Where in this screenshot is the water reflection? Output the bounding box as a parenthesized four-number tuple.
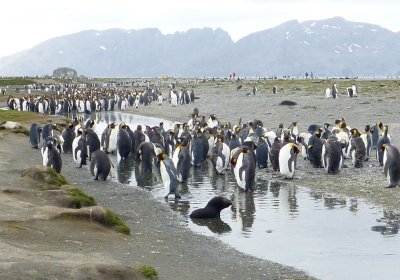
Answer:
(191, 218, 232, 234)
(231, 189, 256, 233)
(80, 111, 400, 280)
(117, 156, 134, 184)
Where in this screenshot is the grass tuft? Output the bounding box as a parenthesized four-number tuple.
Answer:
(68, 188, 96, 208)
(105, 210, 131, 235)
(47, 167, 69, 186)
(138, 265, 158, 279)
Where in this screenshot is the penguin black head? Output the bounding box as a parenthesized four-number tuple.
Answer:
(381, 144, 388, 152)
(340, 139, 347, 148)
(289, 143, 300, 154)
(365, 124, 370, 132)
(315, 129, 322, 137)
(137, 125, 142, 131)
(340, 122, 347, 129)
(156, 152, 168, 161)
(324, 123, 330, 128)
(68, 122, 73, 129)
(350, 128, 360, 137)
(377, 121, 383, 130)
(110, 123, 115, 129)
(334, 119, 341, 125)
(274, 137, 281, 143)
(77, 128, 83, 135)
(292, 122, 297, 126)
(216, 135, 224, 143)
(279, 123, 284, 128)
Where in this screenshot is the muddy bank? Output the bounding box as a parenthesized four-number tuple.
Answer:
(0, 130, 314, 279)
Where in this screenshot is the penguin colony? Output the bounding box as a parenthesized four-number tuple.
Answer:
(6, 81, 196, 114)
(29, 107, 400, 209)
(23, 80, 399, 204)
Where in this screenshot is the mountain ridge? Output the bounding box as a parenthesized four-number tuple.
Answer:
(1, 17, 399, 77)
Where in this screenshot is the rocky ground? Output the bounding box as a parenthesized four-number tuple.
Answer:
(1, 78, 399, 279)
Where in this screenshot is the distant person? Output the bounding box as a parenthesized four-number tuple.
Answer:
(305, 72, 309, 79)
(272, 86, 277, 94)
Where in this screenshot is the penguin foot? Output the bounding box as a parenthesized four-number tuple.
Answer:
(175, 194, 182, 199)
(385, 185, 396, 188)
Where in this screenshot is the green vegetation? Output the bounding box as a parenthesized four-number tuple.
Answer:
(0, 110, 39, 123)
(47, 167, 69, 186)
(68, 188, 96, 208)
(105, 209, 131, 235)
(0, 78, 36, 86)
(138, 265, 158, 279)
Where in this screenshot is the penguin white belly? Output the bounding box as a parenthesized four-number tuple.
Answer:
(279, 145, 294, 179)
(383, 150, 388, 170)
(172, 147, 180, 169)
(72, 136, 81, 162)
(108, 129, 118, 153)
(351, 149, 356, 166)
(38, 103, 44, 114)
(301, 146, 307, 159)
(160, 162, 171, 192)
(234, 153, 246, 190)
(222, 143, 230, 170)
(121, 100, 127, 111)
(321, 144, 326, 169)
(265, 131, 277, 144)
(171, 94, 177, 106)
(216, 157, 224, 174)
(42, 147, 49, 166)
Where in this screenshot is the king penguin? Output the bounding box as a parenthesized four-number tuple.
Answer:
(350, 128, 366, 168)
(211, 135, 231, 174)
(61, 122, 75, 153)
(278, 143, 300, 179)
(255, 136, 269, 169)
(29, 123, 42, 149)
(382, 144, 400, 188)
(90, 150, 114, 180)
(231, 146, 256, 191)
(72, 128, 88, 168)
(156, 152, 181, 199)
(322, 136, 344, 174)
(117, 123, 132, 160)
(42, 137, 62, 173)
(377, 125, 391, 166)
(172, 140, 191, 182)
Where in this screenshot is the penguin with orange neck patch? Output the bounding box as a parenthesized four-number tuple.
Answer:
(156, 152, 181, 199)
(279, 143, 300, 179)
(231, 146, 256, 191)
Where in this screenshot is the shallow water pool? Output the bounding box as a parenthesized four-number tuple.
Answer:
(82, 112, 400, 280)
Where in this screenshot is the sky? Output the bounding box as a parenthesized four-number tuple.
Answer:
(1, 0, 399, 58)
